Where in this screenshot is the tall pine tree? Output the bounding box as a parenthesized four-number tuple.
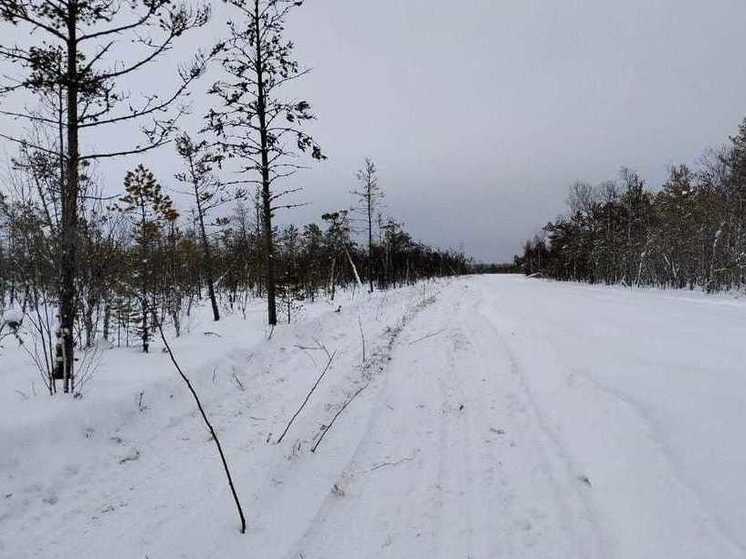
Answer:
(207, 0, 325, 326)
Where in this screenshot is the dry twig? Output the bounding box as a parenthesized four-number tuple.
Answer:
(276, 351, 337, 444)
(154, 318, 247, 534)
(311, 383, 369, 453)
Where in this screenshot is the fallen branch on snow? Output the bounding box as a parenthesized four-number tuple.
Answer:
(232, 373, 246, 392)
(294, 338, 331, 366)
(368, 454, 417, 472)
(358, 316, 366, 364)
(311, 383, 369, 453)
(408, 328, 447, 346)
(276, 351, 337, 445)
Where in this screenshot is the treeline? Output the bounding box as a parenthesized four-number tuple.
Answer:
(0, 147, 468, 358)
(517, 117, 746, 292)
(471, 262, 520, 274)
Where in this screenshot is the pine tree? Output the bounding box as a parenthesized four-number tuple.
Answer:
(322, 211, 353, 299)
(352, 158, 384, 293)
(117, 165, 178, 353)
(207, 0, 325, 326)
(175, 132, 241, 322)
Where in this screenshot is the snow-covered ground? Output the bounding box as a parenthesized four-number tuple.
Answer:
(2, 275, 746, 558)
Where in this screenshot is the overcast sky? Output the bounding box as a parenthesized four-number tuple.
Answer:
(4, 0, 746, 261)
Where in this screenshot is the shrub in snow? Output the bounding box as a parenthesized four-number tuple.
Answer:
(1, 310, 24, 352)
(2, 309, 23, 330)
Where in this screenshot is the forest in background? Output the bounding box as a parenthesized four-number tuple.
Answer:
(517, 117, 746, 292)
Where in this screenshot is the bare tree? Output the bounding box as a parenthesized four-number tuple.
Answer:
(566, 180, 596, 216)
(207, 0, 325, 326)
(175, 132, 241, 322)
(351, 158, 384, 293)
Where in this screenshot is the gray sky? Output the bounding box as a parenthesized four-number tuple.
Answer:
(4, 0, 746, 261)
(283, 0, 746, 261)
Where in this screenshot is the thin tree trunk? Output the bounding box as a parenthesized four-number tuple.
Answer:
(193, 160, 220, 322)
(198, 214, 220, 322)
(254, 0, 277, 326)
(84, 298, 95, 348)
(206, 271, 220, 320)
(329, 255, 337, 301)
(61, 2, 80, 393)
(141, 299, 149, 353)
(102, 300, 111, 342)
(367, 196, 374, 293)
(139, 199, 149, 353)
(346, 249, 363, 289)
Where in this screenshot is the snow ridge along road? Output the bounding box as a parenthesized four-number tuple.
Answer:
(2, 275, 746, 558)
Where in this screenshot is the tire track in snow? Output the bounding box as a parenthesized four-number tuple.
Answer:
(284, 279, 605, 558)
(465, 297, 608, 558)
(566, 366, 746, 556)
(282, 286, 454, 559)
(473, 276, 746, 559)
(247, 284, 444, 559)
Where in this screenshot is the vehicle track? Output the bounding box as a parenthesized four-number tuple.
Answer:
(283, 280, 605, 558)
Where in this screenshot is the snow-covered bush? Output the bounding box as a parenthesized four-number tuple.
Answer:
(0, 309, 24, 356)
(2, 308, 24, 331)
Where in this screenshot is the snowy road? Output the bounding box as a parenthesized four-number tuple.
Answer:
(285, 280, 604, 558)
(3, 276, 746, 558)
(280, 277, 746, 558)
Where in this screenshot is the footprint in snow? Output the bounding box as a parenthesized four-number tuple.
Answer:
(42, 494, 58, 506)
(578, 475, 592, 487)
(118, 448, 141, 464)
